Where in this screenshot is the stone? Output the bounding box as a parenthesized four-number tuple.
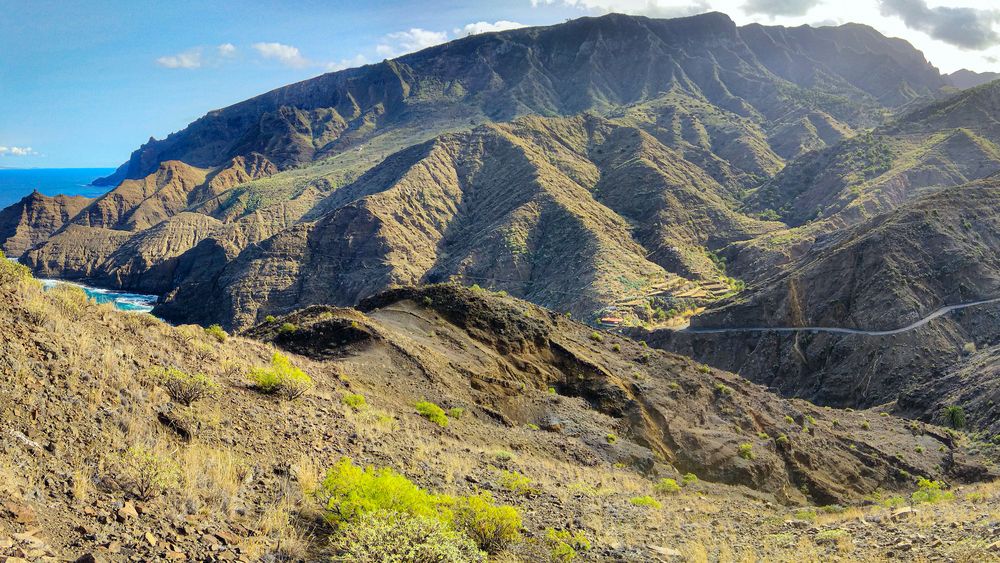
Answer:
(117, 501, 139, 521)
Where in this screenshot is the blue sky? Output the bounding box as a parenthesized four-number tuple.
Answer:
(3, 0, 999, 168)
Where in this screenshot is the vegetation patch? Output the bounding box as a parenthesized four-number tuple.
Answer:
(249, 352, 314, 399)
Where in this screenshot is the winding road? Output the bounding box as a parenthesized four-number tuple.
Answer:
(681, 296, 1000, 336)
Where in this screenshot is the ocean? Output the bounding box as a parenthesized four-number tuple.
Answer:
(1, 168, 158, 313)
(0, 167, 114, 209)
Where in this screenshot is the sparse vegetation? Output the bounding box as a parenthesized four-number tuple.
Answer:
(738, 443, 754, 460)
(498, 470, 538, 497)
(278, 322, 297, 335)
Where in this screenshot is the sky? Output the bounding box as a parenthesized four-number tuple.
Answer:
(2, 0, 1000, 168)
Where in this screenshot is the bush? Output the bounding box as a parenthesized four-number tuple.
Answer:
(204, 324, 227, 343)
(629, 495, 661, 509)
(447, 407, 465, 419)
(911, 478, 953, 504)
(264, 315, 276, 323)
(546, 528, 590, 562)
(318, 458, 442, 527)
(249, 352, 313, 399)
(415, 401, 448, 427)
(154, 366, 217, 406)
(605, 433, 617, 444)
(331, 509, 485, 562)
(589, 331, 604, 342)
(498, 470, 538, 496)
(682, 473, 698, 485)
(738, 443, 754, 460)
(943, 405, 966, 429)
(0, 252, 32, 286)
(654, 478, 681, 495)
(451, 492, 522, 554)
(318, 459, 520, 555)
(278, 322, 297, 335)
(115, 446, 179, 500)
(714, 382, 733, 396)
(342, 393, 367, 411)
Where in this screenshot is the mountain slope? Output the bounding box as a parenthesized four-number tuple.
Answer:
(0, 257, 994, 560)
(154, 115, 779, 330)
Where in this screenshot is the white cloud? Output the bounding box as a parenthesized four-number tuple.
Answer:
(325, 54, 369, 72)
(376, 28, 449, 58)
(0, 146, 36, 156)
(879, 0, 1000, 50)
(455, 20, 527, 36)
(531, 0, 711, 18)
(156, 48, 203, 69)
(253, 42, 310, 68)
(218, 43, 237, 57)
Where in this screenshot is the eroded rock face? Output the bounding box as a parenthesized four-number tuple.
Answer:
(0, 191, 93, 258)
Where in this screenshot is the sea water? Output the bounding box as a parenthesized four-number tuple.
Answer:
(0, 168, 158, 313)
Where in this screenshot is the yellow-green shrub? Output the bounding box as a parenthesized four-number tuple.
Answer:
(546, 528, 591, 562)
(204, 324, 227, 343)
(450, 492, 522, 554)
(415, 400, 448, 427)
(629, 495, 661, 509)
(331, 510, 485, 562)
(249, 352, 313, 399)
(115, 446, 179, 501)
(342, 393, 367, 411)
(317, 458, 522, 555)
(654, 478, 680, 495)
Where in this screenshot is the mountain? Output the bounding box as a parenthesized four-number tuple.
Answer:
(633, 82, 1000, 425)
(0, 258, 994, 560)
(947, 69, 1000, 90)
(3, 12, 955, 333)
(0, 191, 92, 257)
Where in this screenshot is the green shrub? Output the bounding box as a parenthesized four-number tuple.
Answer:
(629, 495, 661, 509)
(154, 366, 217, 406)
(342, 393, 367, 411)
(911, 478, 953, 504)
(738, 443, 754, 460)
(546, 528, 590, 562)
(815, 529, 848, 544)
(115, 446, 179, 501)
(682, 473, 698, 485)
(776, 434, 789, 445)
(714, 383, 733, 396)
(861, 421, 871, 430)
(943, 405, 966, 429)
(451, 492, 522, 554)
(605, 433, 617, 444)
(784, 415, 795, 424)
(278, 322, 297, 335)
(415, 401, 448, 427)
(654, 478, 680, 495)
(589, 331, 604, 342)
(264, 315, 277, 323)
(204, 324, 227, 343)
(249, 352, 313, 399)
(331, 509, 485, 562)
(447, 407, 465, 419)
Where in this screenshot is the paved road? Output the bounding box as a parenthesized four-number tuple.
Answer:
(682, 297, 1000, 336)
